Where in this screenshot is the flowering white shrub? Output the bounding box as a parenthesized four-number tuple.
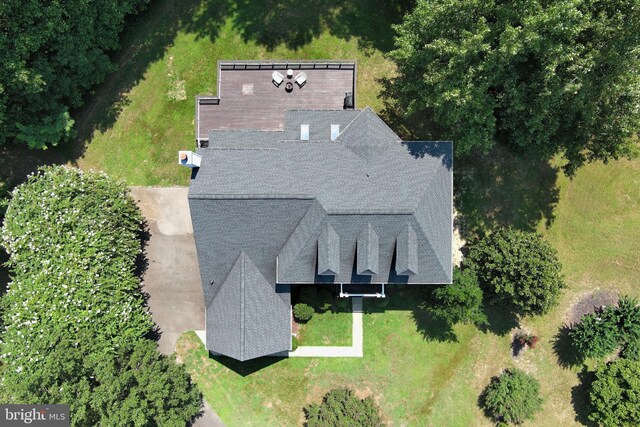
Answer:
(0, 166, 201, 425)
(0, 166, 152, 378)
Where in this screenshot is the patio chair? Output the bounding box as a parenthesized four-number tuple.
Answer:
(295, 72, 307, 88)
(272, 71, 284, 87)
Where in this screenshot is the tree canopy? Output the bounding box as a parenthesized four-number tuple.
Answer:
(428, 267, 487, 327)
(388, 0, 640, 174)
(0, 0, 148, 148)
(0, 166, 201, 425)
(481, 368, 543, 425)
(465, 227, 565, 317)
(589, 359, 640, 427)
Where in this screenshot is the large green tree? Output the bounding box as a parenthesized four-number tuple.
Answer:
(481, 368, 543, 425)
(428, 267, 487, 327)
(0, 0, 147, 148)
(465, 227, 565, 317)
(389, 0, 640, 174)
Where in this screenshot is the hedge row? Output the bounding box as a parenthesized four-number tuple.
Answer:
(0, 166, 201, 425)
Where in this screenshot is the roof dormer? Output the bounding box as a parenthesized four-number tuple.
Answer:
(357, 223, 379, 275)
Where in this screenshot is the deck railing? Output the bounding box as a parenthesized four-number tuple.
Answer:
(219, 60, 356, 71)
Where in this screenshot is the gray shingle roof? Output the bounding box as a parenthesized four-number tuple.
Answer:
(189, 107, 453, 361)
(396, 224, 419, 276)
(207, 252, 291, 361)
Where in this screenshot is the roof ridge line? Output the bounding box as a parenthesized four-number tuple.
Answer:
(333, 109, 365, 141)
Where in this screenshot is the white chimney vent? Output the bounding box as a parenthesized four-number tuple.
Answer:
(178, 150, 202, 168)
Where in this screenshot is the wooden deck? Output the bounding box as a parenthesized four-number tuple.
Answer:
(196, 61, 356, 142)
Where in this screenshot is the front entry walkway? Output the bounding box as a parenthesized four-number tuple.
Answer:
(289, 297, 363, 358)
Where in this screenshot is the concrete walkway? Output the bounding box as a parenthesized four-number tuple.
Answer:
(289, 297, 364, 358)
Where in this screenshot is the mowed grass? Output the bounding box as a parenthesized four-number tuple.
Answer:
(75, 0, 395, 186)
(297, 306, 352, 346)
(177, 285, 502, 426)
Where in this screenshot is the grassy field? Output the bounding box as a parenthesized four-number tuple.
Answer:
(296, 306, 352, 347)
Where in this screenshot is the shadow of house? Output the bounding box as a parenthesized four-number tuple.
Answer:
(210, 354, 286, 377)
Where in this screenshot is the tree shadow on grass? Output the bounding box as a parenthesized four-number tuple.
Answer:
(480, 303, 520, 337)
(411, 304, 458, 343)
(71, 0, 229, 158)
(378, 80, 560, 241)
(454, 145, 560, 240)
(210, 354, 285, 377)
(552, 324, 585, 369)
(571, 367, 597, 426)
(189, 0, 414, 52)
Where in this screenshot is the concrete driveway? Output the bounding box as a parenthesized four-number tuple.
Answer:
(131, 187, 225, 427)
(131, 187, 205, 355)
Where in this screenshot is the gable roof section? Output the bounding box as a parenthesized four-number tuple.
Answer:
(337, 107, 401, 159)
(357, 223, 379, 275)
(207, 252, 291, 361)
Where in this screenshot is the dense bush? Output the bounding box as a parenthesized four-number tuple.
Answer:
(2, 335, 201, 426)
(1, 166, 152, 366)
(0, 166, 201, 425)
(589, 359, 640, 427)
(293, 303, 314, 322)
(299, 287, 319, 309)
(621, 338, 640, 361)
(318, 289, 334, 312)
(569, 308, 621, 359)
(428, 268, 487, 326)
(614, 296, 640, 340)
(480, 368, 543, 425)
(0, 0, 148, 148)
(466, 227, 565, 317)
(304, 388, 384, 427)
(569, 296, 640, 359)
(335, 297, 350, 309)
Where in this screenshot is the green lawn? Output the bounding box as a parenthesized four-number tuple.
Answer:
(297, 306, 352, 347)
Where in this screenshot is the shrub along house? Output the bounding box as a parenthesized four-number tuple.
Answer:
(183, 61, 453, 361)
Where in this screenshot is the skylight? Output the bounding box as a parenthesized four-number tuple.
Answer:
(300, 124, 310, 140)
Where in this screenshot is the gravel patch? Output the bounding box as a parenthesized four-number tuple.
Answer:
(566, 290, 619, 325)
